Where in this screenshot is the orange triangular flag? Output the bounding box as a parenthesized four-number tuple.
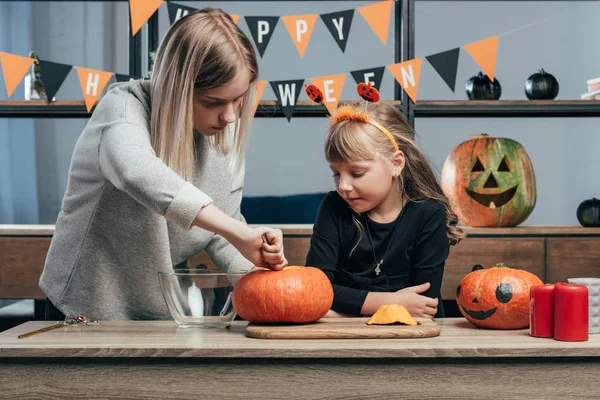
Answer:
(387, 58, 423, 103)
(252, 80, 267, 116)
(129, 0, 164, 36)
(0, 52, 34, 98)
(464, 36, 499, 81)
(282, 14, 318, 58)
(229, 14, 240, 24)
(76, 67, 114, 112)
(310, 74, 347, 116)
(357, 1, 393, 45)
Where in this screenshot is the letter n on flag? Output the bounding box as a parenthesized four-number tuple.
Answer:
(309, 74, 347, 116)
(76, 68, 114, 112)
(387, 58, 423, 104)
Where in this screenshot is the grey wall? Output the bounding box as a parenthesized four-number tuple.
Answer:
(0, 1, 598, 226)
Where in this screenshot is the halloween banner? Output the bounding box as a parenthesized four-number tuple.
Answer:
(129, 0, 394, 57)
(309, 74, 347, 116)
(350, 66, 386, 91)
(0, 52, 34, 98)
(320, 9, 355, 53)
(37, 60, 73, 104)
(425, 48, 460, 92)
(245, 16, 280, 58)
(76, 68, 114, 112)
(269, 79, 305, 122)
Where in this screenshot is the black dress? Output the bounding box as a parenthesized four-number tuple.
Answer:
(305, 191, 450, 317)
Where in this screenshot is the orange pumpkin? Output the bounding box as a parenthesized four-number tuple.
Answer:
(456, 263, 543, 329)
(441, 134, 536, 227)
(305, 84, 324, 104)
(232, 266, 333, 323)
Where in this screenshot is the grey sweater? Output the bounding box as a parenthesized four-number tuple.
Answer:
(39, 80, 253, 320)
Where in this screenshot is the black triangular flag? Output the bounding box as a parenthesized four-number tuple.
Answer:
(115, 74, 138, 83)
(320, 9, 354, 53)
(37, 60, 73, 103)
(350, 66, 385, 91)
(245, 16, 279, 58)
(167, 1, 197, 25)
(269, 79, 304, 122)
(426, 48, 460, 92)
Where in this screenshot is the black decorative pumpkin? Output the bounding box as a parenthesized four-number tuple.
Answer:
(466, 72, 501, 100)
(525, 69, 559, 100)
(577, 198, 600, 227)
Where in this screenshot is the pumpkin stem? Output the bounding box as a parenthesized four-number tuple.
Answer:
(492, 263, 509, 269)
(539, 69, 545, 74)
(470, 133, 490, 140)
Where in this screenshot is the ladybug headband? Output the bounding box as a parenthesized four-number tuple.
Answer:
(305, 82, 399, 153)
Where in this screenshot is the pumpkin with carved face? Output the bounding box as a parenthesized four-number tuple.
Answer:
(456, 264, 543, 329)
(441, 134, 536, 227)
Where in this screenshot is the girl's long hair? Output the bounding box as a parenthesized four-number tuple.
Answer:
(325, 101, 464, 253)
(150, 7, 259, 180)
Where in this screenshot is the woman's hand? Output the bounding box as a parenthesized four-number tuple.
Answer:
(229, 227, 288, 271)
(193, 204, 287, 270)
(391, 282, 438, 318)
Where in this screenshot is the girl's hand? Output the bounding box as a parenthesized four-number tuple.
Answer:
(392, 282, 438, 319)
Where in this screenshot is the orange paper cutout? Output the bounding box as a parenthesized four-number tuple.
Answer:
(310, 74, 347, 116)
(76, 68, 114, 112)
(282, 14, 318, 58)
(252, 80, 267, 116)
(129, 0, 164, 36)
(0, 52, 35, 98)
(229, 14, 240, 24)
(464, 36, 499, 81)
(387, 58, 423, 103)
(357, 1, 393, 45)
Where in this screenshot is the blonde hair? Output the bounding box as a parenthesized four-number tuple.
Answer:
(325, 101, 465, 249)
(150, 7, 259, 181)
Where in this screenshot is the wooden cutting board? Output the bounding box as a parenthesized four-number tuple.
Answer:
(245, 317, 440, 339)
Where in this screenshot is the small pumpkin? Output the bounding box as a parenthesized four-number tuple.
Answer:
(525, 69, 559, 100)
(366, 304, 416, 326)
(576, 198, 600, 227)
(466, 72, 501, 100)
(441, 133, 536, 227)
(231, 266, 333, 324)
(305, 84, 324, 104)
(357, 81, 380, 103)
(456, 263, 543, 329)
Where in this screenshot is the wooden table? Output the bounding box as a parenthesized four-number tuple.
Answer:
(1, 318, 599, 399)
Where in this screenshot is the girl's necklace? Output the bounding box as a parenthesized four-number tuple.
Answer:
(364, 201, 405, 276)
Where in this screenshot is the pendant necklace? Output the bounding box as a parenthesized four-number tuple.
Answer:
(364, 201, 405, 276)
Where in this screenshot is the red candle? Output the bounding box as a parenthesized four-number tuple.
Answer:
(554, 282, 589, 342)
(530, 284, 555, 338)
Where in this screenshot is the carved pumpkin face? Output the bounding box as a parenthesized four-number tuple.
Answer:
(456, 264, 543, 329)
(305, 84, 323, 104)
(357, 82, 380, 103)
(441, 134, 536, 227)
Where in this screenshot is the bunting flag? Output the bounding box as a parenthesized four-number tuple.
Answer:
(387, 58, 423, 103)
(464, 36, 499, 81)
(129, 0, 164, 36)
(229, 14, 241, 25)
(426, 48, 460, 92)
(357, 0, 393, 45)
(76, 68, 114, 112)
(245, 16, 280, 58)
(320, 9, 355, 53)
(269, 79, 304, 122)
(350, 66, 385, 90)
(115, 73, 138, 83)
(309, 74, 346, 116)
(167, 1, 196, 25)
(252, 80, 267, 116)
(37, 60, 73, 103)
(282, 14, 318, 58)
(0, 52, 34, 97)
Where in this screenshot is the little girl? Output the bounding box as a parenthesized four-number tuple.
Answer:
(306, 101, 464, 319)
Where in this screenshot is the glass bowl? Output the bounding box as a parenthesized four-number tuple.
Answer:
(158, 269, 245, 328)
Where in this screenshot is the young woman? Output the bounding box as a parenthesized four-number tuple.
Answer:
(40, 8, 287, 320)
